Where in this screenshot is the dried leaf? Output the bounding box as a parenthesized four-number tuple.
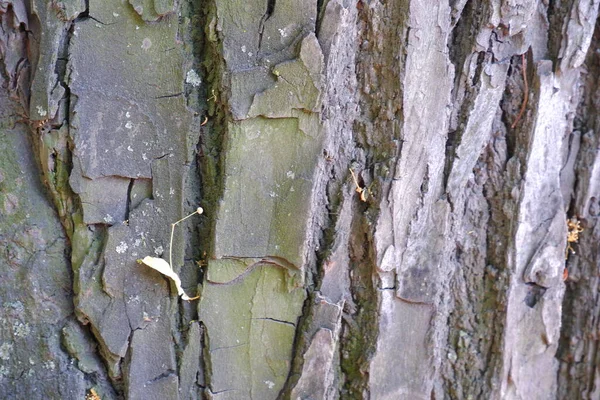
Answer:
(138, 256, 199, 301)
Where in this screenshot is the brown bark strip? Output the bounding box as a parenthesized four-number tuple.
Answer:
(511, 53, 528, 129)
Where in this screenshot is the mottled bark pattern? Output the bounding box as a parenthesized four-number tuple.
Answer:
(1, 0, 600, 399)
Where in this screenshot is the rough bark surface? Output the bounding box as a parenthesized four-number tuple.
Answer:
(1, 0, 600, 399)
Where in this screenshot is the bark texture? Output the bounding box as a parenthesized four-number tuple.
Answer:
(1, 0, 600, 399)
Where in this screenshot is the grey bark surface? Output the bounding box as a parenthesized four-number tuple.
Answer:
(1, 0, 600, 399)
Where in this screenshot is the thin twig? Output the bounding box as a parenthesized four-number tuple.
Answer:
(511, 53, 528, 129)
(169, 207, 203, 272)
(349, 168, 362, 191)
(207, 89, 217, 102)
(349, 168, 370, 201)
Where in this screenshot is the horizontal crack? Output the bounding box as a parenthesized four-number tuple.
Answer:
(210, 342, 249, 353)
(252, 317, 295, 327)
(147, 369, 176, 384)
(205, 256, 298, 286)
(154, 92, 184, 99)
(211, 388, 239, 395)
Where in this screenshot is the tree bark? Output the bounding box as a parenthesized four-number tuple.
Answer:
(1, 0, 599, 399)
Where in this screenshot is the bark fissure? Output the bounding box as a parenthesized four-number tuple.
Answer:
(18, 4, 124, 395)
(124, 178, 134, 221)
(557, 15, 600, 399)
(258, 0, 276, 52)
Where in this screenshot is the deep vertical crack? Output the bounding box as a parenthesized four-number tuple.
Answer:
(188, 0, 232, 395)
(124, 178, 135, 221)
(315, 0, 326, 37)
(257, 0, 276, 52)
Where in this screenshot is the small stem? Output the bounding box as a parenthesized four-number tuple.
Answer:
(350, 168, 370, 201)
(169, 207, 204, 270)
(349, 168, 362, 192)
(169, 223, 175, 270)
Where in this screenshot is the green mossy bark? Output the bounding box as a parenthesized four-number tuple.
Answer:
(198, 2, 324, 397)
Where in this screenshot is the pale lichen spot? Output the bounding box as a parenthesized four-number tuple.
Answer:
(154, 246, 164, 256)
(104, 214, 114, 223)
(36, 105, 47, 117)
(0, 343, 12, 361)
(126, 111, 131, 118)
(186, 70, 202, 87)
(125, 121, 133, 129)
(127, 146, 134, 152)
(43, 361, 55, 370)
(116, 242, 128, 254)
(286, 171, 295, 179)
(142, 153, 148, 161)
(141, 38, 152, 50)
(13, 322, 30, 337)
(112, 12, 119, 17)
(265, 381, 275, 389)
(241, 45, 247, 53)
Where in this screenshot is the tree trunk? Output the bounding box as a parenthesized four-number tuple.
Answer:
(1, 0, 599, 399)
